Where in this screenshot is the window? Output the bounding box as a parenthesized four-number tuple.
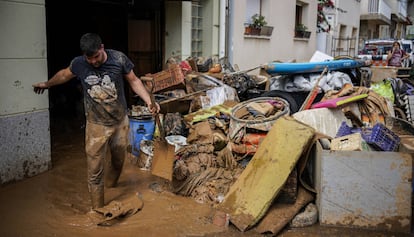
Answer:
(192, 0, 203, 57)
(246, 0, 261, 25)
(295, 5, 303, 27)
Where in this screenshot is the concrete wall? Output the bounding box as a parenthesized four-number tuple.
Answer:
(331, 0, 361, 56)
(229, 0, 318, 70)
(165, 0, 220, 61)
(0, 0, 51, 184)
(165, 1, 183, 61)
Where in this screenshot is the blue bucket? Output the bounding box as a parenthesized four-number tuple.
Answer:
(129, 117, 155, 156)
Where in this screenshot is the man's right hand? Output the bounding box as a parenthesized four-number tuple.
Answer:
(32, 82, 48, 94)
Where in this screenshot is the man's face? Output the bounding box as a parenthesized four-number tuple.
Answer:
(85, 46, 105, 68)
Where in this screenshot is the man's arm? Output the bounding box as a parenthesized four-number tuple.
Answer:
(124, 70, 160, 114)
(32, 67, 75, 94)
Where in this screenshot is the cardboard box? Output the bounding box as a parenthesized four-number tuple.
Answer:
(370, 66, 398, 82)
(330, 133, 371, 151)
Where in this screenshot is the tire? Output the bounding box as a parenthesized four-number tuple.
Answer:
(261, 90, 299, 114)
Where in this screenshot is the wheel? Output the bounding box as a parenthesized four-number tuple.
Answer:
(261, 90, 299, 114)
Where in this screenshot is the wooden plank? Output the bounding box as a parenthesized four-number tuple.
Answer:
(255, 187, 314, 235)
(218, 116, 315, 231)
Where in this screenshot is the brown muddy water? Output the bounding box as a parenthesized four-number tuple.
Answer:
(0, 126, 413, 237)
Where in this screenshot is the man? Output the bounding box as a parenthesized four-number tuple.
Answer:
(33, 33, 160, 209)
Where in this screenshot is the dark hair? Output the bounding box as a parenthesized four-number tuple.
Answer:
(80, 33, 102, 56)
(393, 41, 400, 47)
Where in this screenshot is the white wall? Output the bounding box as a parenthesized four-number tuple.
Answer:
(165, 1, 183, 62)
(229, 0, 318, 71)
(0, 0, 51, 184)
(323, 0, 361, 56)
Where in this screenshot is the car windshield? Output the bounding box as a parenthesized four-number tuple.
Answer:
(402, 44, 411, 53)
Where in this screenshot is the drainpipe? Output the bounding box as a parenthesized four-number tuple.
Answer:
(219, 0, 226, 58)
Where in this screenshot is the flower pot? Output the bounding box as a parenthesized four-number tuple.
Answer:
(260, 26, 274, 36)
(250, 27, 261, 35)
(244, 26, 252, 35)
(295, 30, 311, 38)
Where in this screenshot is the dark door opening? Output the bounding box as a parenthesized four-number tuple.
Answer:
(45, 0, 164, 156)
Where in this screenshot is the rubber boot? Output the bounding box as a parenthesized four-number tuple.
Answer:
(90, 185, 104, 209)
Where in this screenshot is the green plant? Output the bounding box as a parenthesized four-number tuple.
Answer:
(295, 23, 308, 32)
(251, 14, 267, 29)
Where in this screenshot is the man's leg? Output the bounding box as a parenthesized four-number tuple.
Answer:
(105, 116, 129, 188)
(85, 121, 109, 209)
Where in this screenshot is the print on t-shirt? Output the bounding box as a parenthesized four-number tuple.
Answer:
(85, 73, 118, 103)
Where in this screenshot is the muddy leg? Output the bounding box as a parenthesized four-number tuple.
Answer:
(105, 116, 129, 188)
(85, 121, 108, 209)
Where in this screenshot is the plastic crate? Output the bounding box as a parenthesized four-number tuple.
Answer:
(143, 64, 184, 92)
(361, 123, 400, 151)
(335, 121, 361, 138)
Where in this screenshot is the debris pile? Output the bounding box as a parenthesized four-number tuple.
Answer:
(129, 54, 413, 235)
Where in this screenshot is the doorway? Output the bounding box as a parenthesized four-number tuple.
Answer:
(45, 0, 164, 160)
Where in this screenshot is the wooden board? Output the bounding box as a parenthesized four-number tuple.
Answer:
(151, 138, 176, 181)
(255, 187, 314, 235)
(218, 116, 315, 231)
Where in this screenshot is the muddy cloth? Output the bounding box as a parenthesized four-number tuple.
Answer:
(176, 143, 215, 160)
(173, 167, 241, 204)
(173, 146, 242, 204)
(323, 85, 391, 126)
(92, 193, 144, 226)
(163, 112, 187, 136)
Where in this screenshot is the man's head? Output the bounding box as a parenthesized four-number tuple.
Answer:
(80, 33, 106, 67)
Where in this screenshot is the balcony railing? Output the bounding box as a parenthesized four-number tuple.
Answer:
(367, 0, 391, 21)
(398, 0, 407, 19)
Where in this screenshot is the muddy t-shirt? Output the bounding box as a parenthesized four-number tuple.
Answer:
(70, 49, 133, 126)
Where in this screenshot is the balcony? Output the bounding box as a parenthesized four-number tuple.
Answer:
(360, 0, 391, 25)
(391, 0, 408, 23)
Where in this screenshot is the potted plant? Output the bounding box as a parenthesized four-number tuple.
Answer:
(295, 23, 311, 38)
(249, 14, 267, 35)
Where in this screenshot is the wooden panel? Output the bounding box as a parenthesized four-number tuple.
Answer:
(218, 116, 315, 231)
(128, 20, 154, 52)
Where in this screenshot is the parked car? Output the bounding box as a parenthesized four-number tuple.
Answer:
(358, 39, 414, 67)
(357, 39, 412, 67)
(357, 39, 394, 66)
(400, 39, 414, 67)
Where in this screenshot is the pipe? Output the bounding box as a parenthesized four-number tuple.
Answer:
(219, 0, 226, 58)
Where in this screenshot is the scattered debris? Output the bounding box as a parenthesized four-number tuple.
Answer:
(127, 54, 413, 234)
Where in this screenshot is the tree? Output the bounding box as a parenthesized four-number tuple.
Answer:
(317, 0, 335, 33)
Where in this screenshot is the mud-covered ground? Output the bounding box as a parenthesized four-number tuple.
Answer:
(0, 121, 412, 237)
